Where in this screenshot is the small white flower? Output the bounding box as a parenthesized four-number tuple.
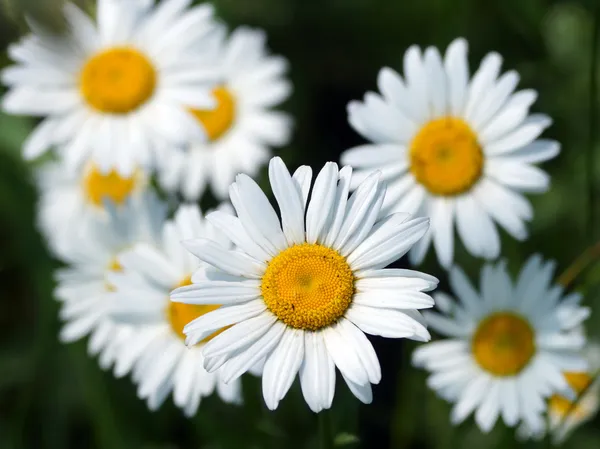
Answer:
(341, 38, 559, 268)
(170, 156, 437, 412)
(106, 204, 242, 416)
(2, 0, 222, 175)
(157, 26, 292, 200)
(36, 158, 147, 257)
(55, 193, 167, 371)
(547, 343, 600, 444)
(413, 255, 590, 434)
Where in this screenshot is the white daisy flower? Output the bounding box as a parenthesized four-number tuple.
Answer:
(341, 38, 559, 268)
(170, 156, 437, 412)
(2, 0, 222, 175)
(547, 342, 600, 444)
(413, 255, 590, 434)
(55, 193, 166, 370)
(157, 26, 292, 200)
(37, 158, 148, 257)
(106, 204, 242, 416)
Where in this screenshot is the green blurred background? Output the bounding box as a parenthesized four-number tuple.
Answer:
(1, 0, 600, 448)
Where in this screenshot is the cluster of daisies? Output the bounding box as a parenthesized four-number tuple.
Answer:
(2, 0, 599, 444)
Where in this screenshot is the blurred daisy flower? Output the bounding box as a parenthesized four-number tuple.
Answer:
(413, 255, 589, 433)
(547, 342, 600, 444)
(2, 0, 222, 175)
(171, 156, 437, 412)
(36, 158, 148, 257)
(341, 38, 559, 268)
(157, 26, 292, 200)
(106, 204, 242, 416)
(54, 193, 166, 371)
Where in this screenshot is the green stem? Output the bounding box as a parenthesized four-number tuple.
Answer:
(319, 411, 332, 449)
(588, 3, 600, 240)
(556, 239, 600, 287)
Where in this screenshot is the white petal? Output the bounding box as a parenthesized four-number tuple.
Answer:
(444, 38, 469, 116)
(455, 195, 500, 259)
(346, 304, 430, 341)
(220, 320, 286, 384)
(171, 281, 260, 305)
(182, 239, 265, 278)
(184, 301, 267, 346)
(338, 318, 381, 384)
(299, 332, 336, 412)
(205, 211, 270, 262)
(230, 175, 287, 256)
(306, 162, 339, 244)
(269, 157, 306, 246)
(202, 313, 277, 358)
(262, 328, 304, 410)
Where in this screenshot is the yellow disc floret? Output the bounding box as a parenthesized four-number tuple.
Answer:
(409, 117, 484, 196)
(83, 165, 136, 207)
(167, 275, 225, 344)
(80, 47, 157, 114)
(190, 86, 236, 142)
(549, 372, 594, 418)
(261, 243, 355, 331)
(472, 312, 536, 377)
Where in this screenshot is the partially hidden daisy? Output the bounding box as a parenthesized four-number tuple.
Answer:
(2, 0, 222, 175)
(341, 38, 559, 268)
(106, 204, 242, 416)
(546, 342, 600, 444)
(171, 156, 437, 412)
(157, 26, 292, 200)
(55, 193, 166, 371)
(413, 255, 590, 433)
(37, 157, 147, 257)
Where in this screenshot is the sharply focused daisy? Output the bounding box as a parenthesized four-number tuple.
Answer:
(37, 158, 147, 257)
(106, 204, 242, 416)
(341, 38, 559, 268)
(157, 26, 292, 200)
(171, 156, 437, 412)
(546, 342, 600, 444)
(2, 0, 222, 175)
(413, 255, 590, 433)
(55, 194, 166, 371)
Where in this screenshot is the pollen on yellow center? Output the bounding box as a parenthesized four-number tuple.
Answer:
(472, 312, 536, 377)
(80, 47, 157, 114)
(167, 275, 225, 344)
(549, 372, 594, 418)
(409, 117, 484, 196)
(261, 243, 355, 331)
(189, 86, 236, 142)
(83, 165, 136, 207)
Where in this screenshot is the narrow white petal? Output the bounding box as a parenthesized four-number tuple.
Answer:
(269, 157, 306, 245)
(305, 162, 339, 243)
(182, 239, 265, 278)
(262, 328, 304, 410)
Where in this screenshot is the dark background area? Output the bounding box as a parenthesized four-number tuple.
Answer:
(1, 0, 600, 448)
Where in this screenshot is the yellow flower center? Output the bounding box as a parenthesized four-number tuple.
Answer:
(409, 117, 484, 196)
(472, 312, 536, 376)
(80, 47, 157, 114)
(261, 243, 355, 331)
(189, 86, 236, 142)
(549, 372, 594, 418)
(167, 275, 226, 344)
(83, 165, 136, 207)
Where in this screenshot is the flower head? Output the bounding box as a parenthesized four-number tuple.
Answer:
(342, 38, 559, 268)
(413, 255, 590, 433)
(171, 156, 437, 412)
